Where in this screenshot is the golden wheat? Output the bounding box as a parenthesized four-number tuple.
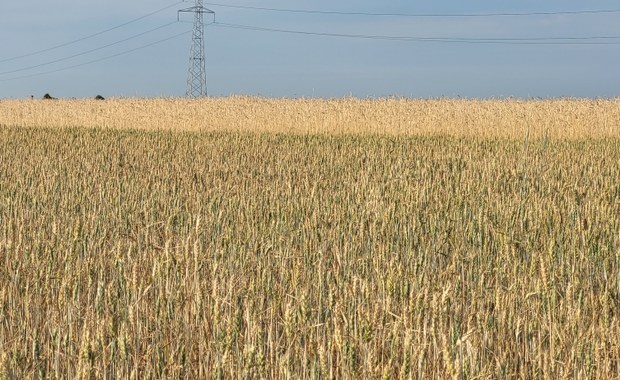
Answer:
(0, 98, 619, 378)
(1, 97, 619, 138)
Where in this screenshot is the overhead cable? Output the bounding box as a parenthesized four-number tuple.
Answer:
(204, 2, 620, 18)
(0, 22, 178, 76)
(213, 22, 620, 45)
(0, 30, 191, 83)
(0, 1, 183, 64)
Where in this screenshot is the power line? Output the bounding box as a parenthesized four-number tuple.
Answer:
(0, 30, 191, 83)
(0, 1, 184, 64)
(179, 0, 215, 97)
(204, 2, 620, 18)
(0, 22, 179, 76)
(213, 22, 620, 45)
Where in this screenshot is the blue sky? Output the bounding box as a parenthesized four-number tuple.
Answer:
(1, 0, 619, 98)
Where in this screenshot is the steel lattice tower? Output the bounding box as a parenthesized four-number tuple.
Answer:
(179, 1, 214, 97)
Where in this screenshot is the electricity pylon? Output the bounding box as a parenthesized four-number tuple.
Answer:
(179, 0, 214, 97)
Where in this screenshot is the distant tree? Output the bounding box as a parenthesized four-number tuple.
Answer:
(95, 95, 105, 100)
(42, 93, 56, 100)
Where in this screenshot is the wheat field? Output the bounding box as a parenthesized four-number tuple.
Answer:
(2, 97, 620, 138)
(0, 98, 619, 378)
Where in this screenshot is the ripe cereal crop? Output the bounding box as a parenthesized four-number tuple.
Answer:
(0, 97, 619, 378)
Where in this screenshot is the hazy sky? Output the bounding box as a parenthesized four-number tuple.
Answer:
(1, 0, 619, 98)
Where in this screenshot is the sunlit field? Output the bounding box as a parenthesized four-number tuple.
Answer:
(1, 98, 619, 378)
(2, 97, 620, 138)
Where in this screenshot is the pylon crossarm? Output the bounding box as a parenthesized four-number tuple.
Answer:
(179, 6, 214, 14)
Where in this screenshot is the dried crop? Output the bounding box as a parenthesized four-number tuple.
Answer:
(1, 97, 619, 138)
(0, 98, 619, 378)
